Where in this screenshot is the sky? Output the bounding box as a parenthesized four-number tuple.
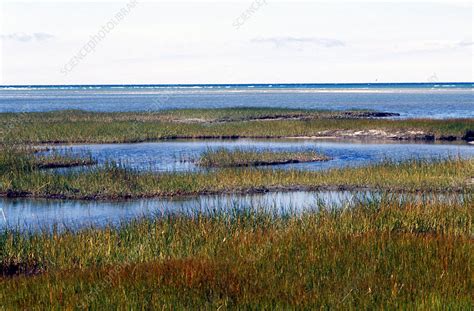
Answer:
(0, 0, 472, 85)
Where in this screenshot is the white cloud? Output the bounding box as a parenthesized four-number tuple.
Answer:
(0, 32, 55, 42)
(458, 40, 473, 47)
(251, 36, 346, 48)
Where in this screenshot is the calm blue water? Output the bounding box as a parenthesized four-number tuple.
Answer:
(0, 83, 472, 118)
(0, 191, 362, 232)
(47, 139, 474, 173)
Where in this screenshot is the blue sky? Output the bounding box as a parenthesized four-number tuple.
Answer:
(0, 1, 472, 84)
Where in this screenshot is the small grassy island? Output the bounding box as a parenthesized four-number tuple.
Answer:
(33, 151, 96, 169)
(197, 148, 330, 167)
(0, 147, 96, 171)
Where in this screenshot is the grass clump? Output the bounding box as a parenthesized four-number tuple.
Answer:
(33, 150, 96, 169)
(0, 147, 95, 176)
(0, 195, 472, 308)
(197, 148, 330, 167)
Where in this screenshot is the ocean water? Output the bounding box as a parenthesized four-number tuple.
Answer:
(0, 83, 472, 118)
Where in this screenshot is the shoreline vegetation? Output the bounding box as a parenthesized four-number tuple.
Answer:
(1, 108, 473, 144)
(1, 196, 473, 308)
(197, 148, 330, 167)
(0, 147, 472, 200)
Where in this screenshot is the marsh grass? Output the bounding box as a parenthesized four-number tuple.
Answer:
(1, 108, 472, 308)
(0, 195, 472, 308)
(197, 148, 330, 167)
(0, 107, 383, 124)
(1, 109, 472, 144)
(0, 145, 472, 199)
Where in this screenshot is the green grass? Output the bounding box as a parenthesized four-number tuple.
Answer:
(0, 196, 472, 309)
(197, 148, 330, 167)
(0, 145, 472, 199)
(1, 109, 472, 144)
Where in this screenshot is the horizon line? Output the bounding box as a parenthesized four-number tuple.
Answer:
(1, 82, 473, 88)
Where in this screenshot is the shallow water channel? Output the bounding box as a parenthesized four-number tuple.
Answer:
(0, 191, 468, 232)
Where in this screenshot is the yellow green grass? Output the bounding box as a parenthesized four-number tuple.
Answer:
(0, 196, 472, 308)
(197, 148, 330, 167)
(1, 108, 472, 144)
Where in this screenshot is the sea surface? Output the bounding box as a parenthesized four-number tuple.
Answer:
(0, 83, 472, 118)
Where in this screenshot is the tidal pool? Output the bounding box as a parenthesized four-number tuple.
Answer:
(45, 139, 474, 172)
